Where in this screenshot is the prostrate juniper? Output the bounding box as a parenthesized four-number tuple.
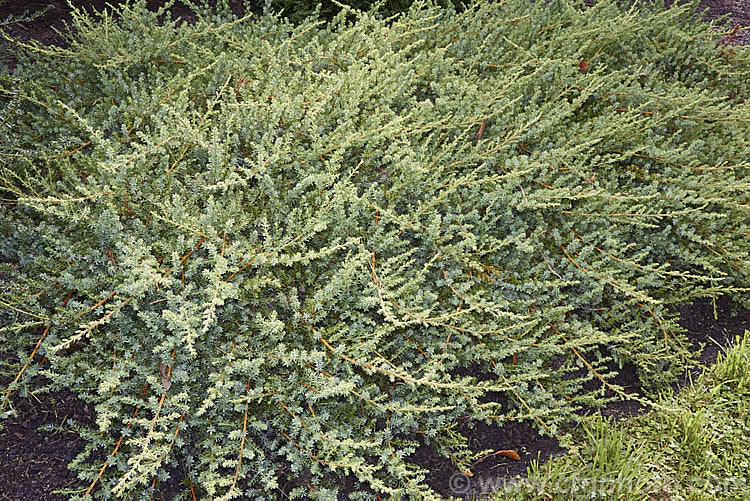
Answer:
(0, 0, 747, 498)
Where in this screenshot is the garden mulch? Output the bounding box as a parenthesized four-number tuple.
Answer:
(1, 0, 748, 499)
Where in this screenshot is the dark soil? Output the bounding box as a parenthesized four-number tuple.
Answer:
(0, 1, 749, 499)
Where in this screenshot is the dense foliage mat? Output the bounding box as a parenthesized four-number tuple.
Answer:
(0, 0, 748, 498)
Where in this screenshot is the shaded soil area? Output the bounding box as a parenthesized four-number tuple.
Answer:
(0, 364, 96, 501)
(1, 0, 749, 499)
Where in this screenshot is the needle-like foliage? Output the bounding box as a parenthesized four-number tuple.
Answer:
(0, 0, 748, 498)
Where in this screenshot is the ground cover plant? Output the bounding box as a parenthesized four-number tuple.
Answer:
(0, 0, 748, 498)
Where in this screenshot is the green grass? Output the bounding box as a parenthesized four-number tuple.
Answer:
(466, 331, 750, 500)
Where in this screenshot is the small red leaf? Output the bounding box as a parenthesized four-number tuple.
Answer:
(497, 449, 521, 461)
(158, 361, 172, 391)
(474, 118, 487, 144)
(579, 60, 589, 72)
